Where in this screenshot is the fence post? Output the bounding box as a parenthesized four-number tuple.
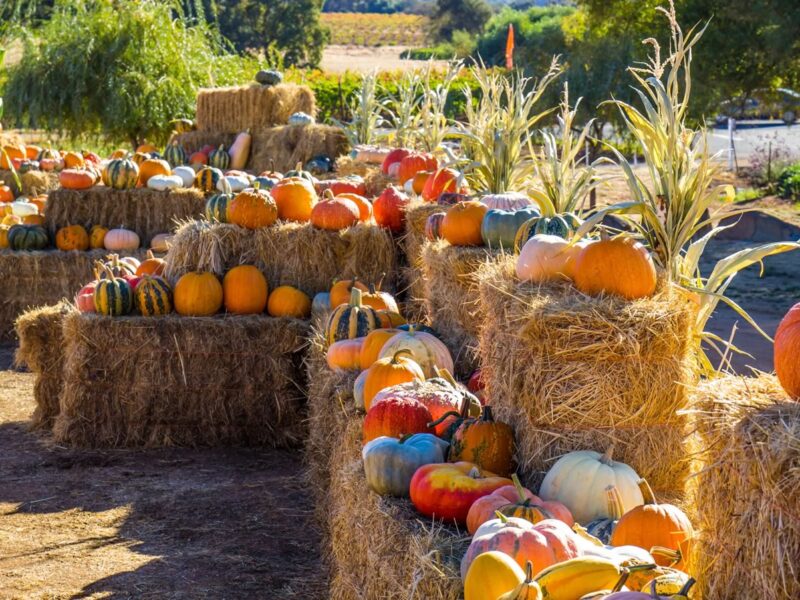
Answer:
(727, 117, 736, 171)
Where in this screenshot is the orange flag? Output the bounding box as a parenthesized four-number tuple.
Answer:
(505, 24, 515, 69)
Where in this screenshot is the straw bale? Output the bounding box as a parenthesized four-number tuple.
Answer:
(0, 248, 148, 340)
(329, 417, 468, 600)
(690, 373, 800, 600)
(164, 220, 397, 299)
(478, 256, 696, 492)
(363, 169, 393, 198)
(195, 84, 316, 133)
(44, 187, 206, 245)
(14, 301, 75, 430)
(401, 201, 443, 320)
(0, 131, 24, 146)
(0, 169, 59, 197)
(334, 155, 371, 178)
(421, 240, 503, 378)
(53, 313, 310, 448)
(174, 125, 349, 174)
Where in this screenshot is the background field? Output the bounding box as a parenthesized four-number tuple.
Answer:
(321, 12, 432, 46)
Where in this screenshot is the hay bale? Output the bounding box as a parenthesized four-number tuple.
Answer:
(53, 313, 310, 448)
(0, 248, 149, 340)
(478, 256, 696, 493)
(44, 187, 206, 245)
(363, 169, 392, 198)
(0, 169, 59, 197)
(401, 201, 443, 320)
(14, 301, 76, 430)
(329, 416, 468, 599)
(421, 240, 503, 377)
(691, 373, 799, 600)
(195, 84, 316, 133)
(164, 220, 397, 298)
(334, 155, 371, 178)
(174, 125, 349, 174)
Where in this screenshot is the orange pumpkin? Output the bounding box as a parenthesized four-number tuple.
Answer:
(135, 250, 166, 276)
(326, 337, 364, 370)
(310, 190, 360, 231)
(775, 303, 800, 399)
(359, 328, 400, 368)
(109, 149, 128, 159)
(398, 152, 437, 184)
(609, 479, 694, 569)
(330, 278, 369, 308)
(0, 226, 9, 249)
(1, 145, 26, 169)
(449, 406, 515, 476)
(136, 143, 159, 154)
(377, 309, 407, 328)
(174, 271, 224, 316)
(59, 169, 95, 190)
(363, 350, 426, 410)
(55, 225, 89, 251)
(25, 145, 41, 160)
(0, 183, 13, 203)
(222, 265, 269, 314)
(29, 195, 47, 214)
(137, 158, 171, 186)
(131, 152, 150, 166)
(336, 193, 372, 222)
(62, 151, 85, 169)
(267, 285, 312, 318)
(188, 152, 208, 166)
(422, 167, 466, 202)
(441, 200, 487, 246)
(89, 225, 108, 249)
(270, 177, 317, 222)
(227, 189, 278, 229)
(361, 278, 399, 313)
(412, 170, 433, 195)
(573, 237, 657, 300)
(22, 214, 45, 225)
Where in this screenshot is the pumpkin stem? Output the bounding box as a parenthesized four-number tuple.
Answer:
(637, 478, 657, 505)
(434, 367, 458, 389)
(606, 485, 624, 520)
(480, 406, 495, 423)
(494, 510, 509, 523)
(678, 578, 696, 596)
(294, 161, 303, 172)
(376, 272, 386, 291)
(467, 466, 481, 479)
(650, 546, 681, 566)
(323, 189, 335, 201)
(426, 410, 460, 429)
(349, 286, 363, 308)
(390, 349, 414, 364)
(511, 474, 527, 503)
(599, 445, 615, 466)
(524, 561, 533, 583)
(398, 433, 414, 444)
(611, 569, 629, 592)
(146, 249, 155, 261)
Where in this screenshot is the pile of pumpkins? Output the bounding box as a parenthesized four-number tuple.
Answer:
(76, 255, 312, 320)
(0, 142, 84, 174)
(0, 191, 48, 250)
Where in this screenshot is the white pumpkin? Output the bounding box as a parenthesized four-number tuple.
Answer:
(147, 174, 183, 191)
(539, 449, 645, 524)
(378, 328, 454, 378)
(150, 233, 173, 253)
(217, 175, 250, 193)
(172, 166, 196, 187)
(10, 199, 38, 217)
(119, 255, 141, 269)
(516, 234, 582, 283)
(311, 292, 331, 319)
(480, 192, 534, 211)
(353, 369, 368, 410)
(103, 228, 140, 251)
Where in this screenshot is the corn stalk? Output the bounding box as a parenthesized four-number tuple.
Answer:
(456, 59, 561, 194)
(333, 71, 387, 147)
(413, 59, 461, 153)
(383, 70, 421, 149)
(574, 1, 799, 373)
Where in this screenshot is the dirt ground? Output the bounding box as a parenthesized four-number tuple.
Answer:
(0, 347, 326, 600)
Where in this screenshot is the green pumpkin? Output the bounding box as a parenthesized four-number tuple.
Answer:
(362, 434, 449, 497)
(7, 224, 49, 250)
(481, 207, 540, 250)
(94, 275, 133, 316)
(103, 158, 139, 190)
(164, 142, 187, 168)
(208, 145, 230, 170)
(325, 287, 379, 346)
(205, 192, 233, 223)
(255, 69, 283, 86)
(284, 162, 314, 183)
(514, 213, 582, 250)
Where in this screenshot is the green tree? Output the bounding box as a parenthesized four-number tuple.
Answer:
(433, 0, 492, 40)
(4, 0, 255, 147)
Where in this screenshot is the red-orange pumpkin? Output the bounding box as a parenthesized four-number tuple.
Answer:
(398, 151, 437, 184)
(775, 302, 800, 399)
(310, 191, 360, 231)
(422, 167, 466, 202)
(362, 395, 434, 444)
(59, 169, 95, 190)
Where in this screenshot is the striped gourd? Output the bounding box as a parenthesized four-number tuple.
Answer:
(164, 142, 187, 168)
(102, 158, 139, 190)
(194, 167, 223, 193)
(325, 287, 379, 346)
(205, 192, 233, 222)
(131, 152, 150, 166)
(135, 275, 173, 316)
(208, 145, 230, 170)
(94, 267, 133, 316)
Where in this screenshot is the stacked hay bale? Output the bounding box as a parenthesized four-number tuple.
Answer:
(401, 200, 443, 320)
(0, 169, 60, 196)
(174, 83, 349, 173)
(478, 255, 696, 495)
(691, 373, 799, 600)
(51, 313, 310, 448)
(304, 330, 467, 599)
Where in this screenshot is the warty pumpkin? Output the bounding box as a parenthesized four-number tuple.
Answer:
(448, 406, 515, 476)
(174, 271, 224, 316)
(55, 225, 89, 251)
(573, 237, 657, 300)
(222, 265, 268, 314)
(774, 302, 800, 399)
(310, 190, 360, 231)
(363, 350, 426, 410)
(267, 286, 311, 318)
(325, 287, 380, 345)
(362, 394, 434, 444)
(270, 177, 317, 222)
(441, 200, 488, 246)
(135, 275, 173, 316)
(227, 188, 278, 229)
(94, 265, 133, 316)
(89, 225, 108, 249)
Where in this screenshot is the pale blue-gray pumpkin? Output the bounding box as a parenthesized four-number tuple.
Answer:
(362, 433, 449, 497)
(514, 212, 583, 250)
(481, 206, 540, 250)
(353, 369, 368, 410)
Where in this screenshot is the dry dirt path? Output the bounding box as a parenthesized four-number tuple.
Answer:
(0, 347, 325, 600)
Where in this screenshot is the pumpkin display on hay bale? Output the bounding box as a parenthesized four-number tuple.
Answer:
(52, 312, 310, 448)
(690, 373, 800, 600)
(44, 187, 205, 245)
(401, 200, 446, 319)
(477, 255, 696, 494)
(420, 239, 503, 377)
(164, 220, 397, 299)
(0, 169, 59, 197)
(173, 125, 348, 174)
(0, 248, 149, 339)
(194, 84, 316, 133)
(14, 301, 75, 430)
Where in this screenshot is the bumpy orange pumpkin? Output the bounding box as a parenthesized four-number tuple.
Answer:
(89, 225, 108, 249)
(775, 303, 800, 399)
(310, 190, 360, 231)
(363, 350, 426, 410)
(222, 265, 268, 314)
(55, 225, 89, 251)
(330, 278, 368, 308)
(267, 286, 312, 318)
(441, 200, 488, 246)
(137, 158, 171, 186)
(270, 178, 317, 222)
(449, 406, 515, 476)
(227, 189, 278, 229)
(573, 237, 657, 300)
(174, 271, 224, 316)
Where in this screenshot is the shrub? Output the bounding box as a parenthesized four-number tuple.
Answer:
(777, 164, 800, 200)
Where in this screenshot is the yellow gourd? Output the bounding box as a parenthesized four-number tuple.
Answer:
(464, 551, 525, 600)
(642, 569, 692, 596)
(534, 556, 623, 600)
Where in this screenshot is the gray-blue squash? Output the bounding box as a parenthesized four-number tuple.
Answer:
(362, 433, 449, 497)
(481, 206, 541, 250)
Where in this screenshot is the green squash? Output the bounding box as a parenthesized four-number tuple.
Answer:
(7, 224, 49, 250)
(103, 158, 139, 190)
(208, 145, 231, 170)
(481, 207, 540, 250)
(255, 69, 283, 86)
(94, 275, 133, 316)
(284, 162, 315, 183)
(514, 213, 582, 250)
(362, 433, 449, 497)
(205, 192, 233, 223)
(164, 141, 187, 168)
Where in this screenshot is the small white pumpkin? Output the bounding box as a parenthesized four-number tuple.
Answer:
(217, 175, 250, 193)
(150, 233, 173, 253)
(147, 174, 183, 191)
(480, 192, 534, 211)
(311, 292, 331, 319)
(353, 145, 390, 164)
(10, 199, 39, 217)
(104, 228, 140, 251)
(378, 328, 454, 379)
(172, 166, 196, 187)
(288, 111, 315, 126)
(516, 234, 583, 283)
(539, 449, 645, 524)
(119, 255, 141, 269)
